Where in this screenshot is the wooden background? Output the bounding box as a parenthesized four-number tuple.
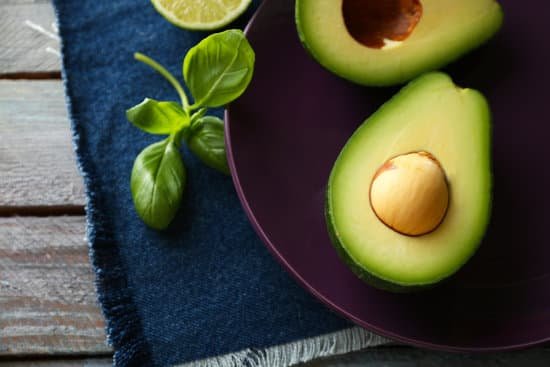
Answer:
(1, 0, 549, 366)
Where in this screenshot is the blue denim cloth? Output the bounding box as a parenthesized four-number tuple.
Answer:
(53, 1, 350, 366)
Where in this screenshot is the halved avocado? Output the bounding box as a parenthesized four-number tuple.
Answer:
(296, 0, 503, 86)
(326, 72, 492, 292)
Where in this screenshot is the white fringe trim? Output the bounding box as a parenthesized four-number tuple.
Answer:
(176, 327, 390, 367)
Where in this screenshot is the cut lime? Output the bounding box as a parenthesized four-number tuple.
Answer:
(151, 0, 253, 31)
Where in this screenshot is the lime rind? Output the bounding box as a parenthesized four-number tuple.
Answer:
(151, 0, 253, 31)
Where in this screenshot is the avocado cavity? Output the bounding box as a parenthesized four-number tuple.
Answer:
(342, 0, 422, 49)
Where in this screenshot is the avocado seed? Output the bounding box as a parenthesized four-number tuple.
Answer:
(369, 151, 449, 236)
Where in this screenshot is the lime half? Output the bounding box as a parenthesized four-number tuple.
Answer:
(151, 0, 253, 31)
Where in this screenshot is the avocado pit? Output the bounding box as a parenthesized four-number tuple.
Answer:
(342, 0, 423, 49)
(369, 151, 449, 236)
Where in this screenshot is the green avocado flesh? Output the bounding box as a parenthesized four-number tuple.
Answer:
(296, 0, 503, 86)
(326, 72, 492, 291)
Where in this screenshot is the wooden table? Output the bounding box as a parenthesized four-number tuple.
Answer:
(2, 1, 550, 366)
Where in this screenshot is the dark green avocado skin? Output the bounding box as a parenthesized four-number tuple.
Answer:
(325, 188, 435, 293)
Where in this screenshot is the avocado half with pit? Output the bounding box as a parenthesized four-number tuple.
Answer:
(296, 0, 503, 86)
(326, 72, 492, 292)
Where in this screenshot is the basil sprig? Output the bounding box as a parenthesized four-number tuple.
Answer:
(127, 29, 255, 229)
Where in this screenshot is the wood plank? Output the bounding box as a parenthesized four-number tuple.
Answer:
(0, 358, 111, 367)
(1, 1, 53, 4)
(0, 80, 85, 210)
(1, 348, 549, 367)
(0, 216, 110, 356)
(0, 1, 60, 75)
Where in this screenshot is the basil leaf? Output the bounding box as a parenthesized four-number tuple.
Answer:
(183, 29, 255, 108)
(126, 98, 187, 134)
(186, 116, 230, 175)
(131, 138, 186, 229)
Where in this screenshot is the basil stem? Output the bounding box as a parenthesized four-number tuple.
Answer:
(134, 52, 190, 110)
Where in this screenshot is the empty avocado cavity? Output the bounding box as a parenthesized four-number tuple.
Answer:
(342, 0, 422, 49)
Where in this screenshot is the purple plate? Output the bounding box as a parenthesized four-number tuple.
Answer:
(226, 0, 550, 351)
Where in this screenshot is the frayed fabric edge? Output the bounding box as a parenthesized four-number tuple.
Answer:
(53, 3, 154, 366)
(177, 327, 390, 367)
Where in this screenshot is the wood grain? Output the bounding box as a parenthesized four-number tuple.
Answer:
(0, 80, 85, 210)
(0, 1, 60, 75)
(0, 216, 110, 356)
(0, 358, 111, 367)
